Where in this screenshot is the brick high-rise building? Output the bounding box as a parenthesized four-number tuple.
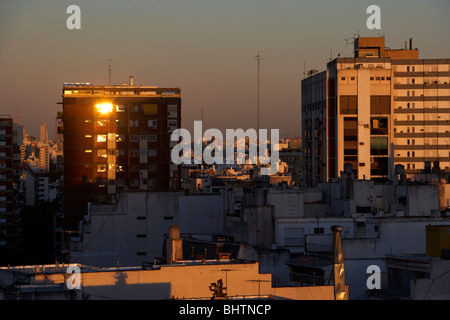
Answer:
(60, 79, 181, 229)
(302, 36, 450, 187)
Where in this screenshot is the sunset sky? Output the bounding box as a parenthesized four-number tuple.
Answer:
(1, 0, 449, 139)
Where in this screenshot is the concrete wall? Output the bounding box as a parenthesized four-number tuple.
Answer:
(275, 218, 354, 253)
(71, 191, 225, 268)
(407, 185, 439, 216)
(342, 218, 450, 299)
(411, 260, 450, 300)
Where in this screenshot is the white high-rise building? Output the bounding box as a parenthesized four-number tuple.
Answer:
(302, 36, 450, 186)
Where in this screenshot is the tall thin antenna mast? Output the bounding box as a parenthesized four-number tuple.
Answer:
(107, 59, 113, 85)
(255, 52, 261, 132)
(303, 61, 306, 79)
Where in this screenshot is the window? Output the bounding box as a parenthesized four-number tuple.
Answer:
(143, 104, 158, 115)
(116, 135, 125, 142)
(130, 120, 139, 127)
(130, 134, 138, 142)
(371, 137, 388, 155)
(148, 120, 157, 129)
(140, 133, 147, 141)
(148, 134, 157, 142)
(167, 105, 178, 118)
(130, 150, 139, 158)
(97, 165, 107, 172)
(132, 105, 139, 112)
(340, 96, 358, 114)
(314, 228, 324, 234)
(341, 77, 346, 81)
(148, 149, 157, 157)
(96, 134, 107, 143)
(96, 120, 107, 127)
(116, 105, 125, 112)
(168, 120, 177, 131)
(97, 149, 107, 158)
(370, 96, 390, 114)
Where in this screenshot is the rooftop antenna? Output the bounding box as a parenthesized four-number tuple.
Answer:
(303, 61, 306, 79)
(107, 59, 113, 85)
(255, 52, 261, 132)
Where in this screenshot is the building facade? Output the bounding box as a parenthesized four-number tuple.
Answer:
(60, 79, 181, 229)
(0, 116, 21, 259)
(302, 36, 450, 186)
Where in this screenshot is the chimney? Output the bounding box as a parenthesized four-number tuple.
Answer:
(167, 225, 183, 264)
(409, 38, 412, 50)
(129, 76, 134, 86)
(331, 225, 348, 300)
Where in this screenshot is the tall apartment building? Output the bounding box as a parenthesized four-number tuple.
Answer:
(60, 78, 181, 229)
(302, 36, 450, 187)
(0, 116, 20, 258)
(38, 144, 50, 172)
(40, 122, 48, 144)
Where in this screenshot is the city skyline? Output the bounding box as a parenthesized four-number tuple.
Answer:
(1, 0, 450, 139)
